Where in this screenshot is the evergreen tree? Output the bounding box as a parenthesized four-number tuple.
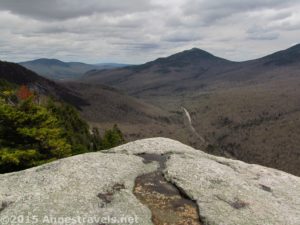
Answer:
(46, 100, 92, 154)
(0, 98, 71, 173)
(101, 124, 125, 149)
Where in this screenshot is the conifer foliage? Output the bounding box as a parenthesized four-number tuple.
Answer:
(0, 82, 124, 173)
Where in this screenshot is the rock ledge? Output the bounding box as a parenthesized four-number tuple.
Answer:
(0, 138, 299, 225)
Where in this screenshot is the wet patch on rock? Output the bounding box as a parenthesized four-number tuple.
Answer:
(133, 153, 202, 225)
(97, 183, 125, 207)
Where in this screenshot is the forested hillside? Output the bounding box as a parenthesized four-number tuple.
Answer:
(0, 81, 124, 173)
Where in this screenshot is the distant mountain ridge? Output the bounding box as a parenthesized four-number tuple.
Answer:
(19, 58, 129, 80)
(0, 60, 89, 107)
(83, 44, 300, 97)
(82, 47, 236, 95)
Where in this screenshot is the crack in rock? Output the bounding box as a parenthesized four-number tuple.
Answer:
(133, 153, 203, 225)
(215, 160, 239, 173)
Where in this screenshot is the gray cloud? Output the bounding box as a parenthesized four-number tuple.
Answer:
(0, 0, 154, 20)
(247, 25, 280, 40)
(162, 31, 202, 42)
(247, 32, 280, 41)
(0, 0, 300, 63)
(182, 0, 298, 25)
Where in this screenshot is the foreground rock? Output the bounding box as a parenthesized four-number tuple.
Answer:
(0, 138, 299, 225)
(0, 153, 155, 225)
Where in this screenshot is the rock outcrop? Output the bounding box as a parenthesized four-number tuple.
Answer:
(0, 138, 299, 225)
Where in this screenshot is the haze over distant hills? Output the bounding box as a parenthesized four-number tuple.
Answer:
(19, 58, 129, 80)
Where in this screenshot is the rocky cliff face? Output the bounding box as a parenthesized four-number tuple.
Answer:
(0, 138, 299, 225)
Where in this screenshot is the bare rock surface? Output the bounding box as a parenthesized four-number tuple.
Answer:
(0, 152, 155, 225)
(0, 137, 299, 225)
(165, 152, 300, 225)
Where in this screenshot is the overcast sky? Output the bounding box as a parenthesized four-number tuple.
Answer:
(0, 0, 300, 64)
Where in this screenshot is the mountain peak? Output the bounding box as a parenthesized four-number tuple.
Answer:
(189, 47, 210, 52)
(175, 47, 215, 58)
(147, 47, 227, 68)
